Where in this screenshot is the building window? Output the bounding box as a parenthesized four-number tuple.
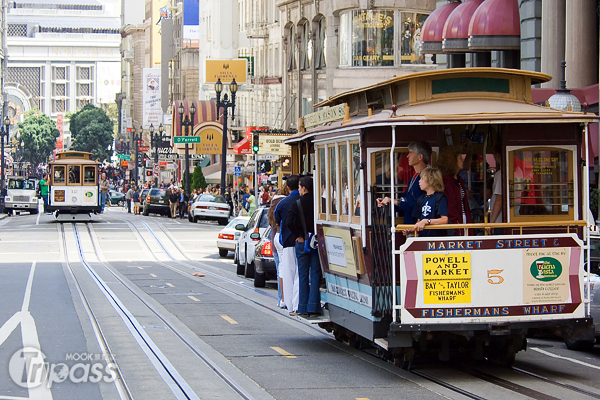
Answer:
(286, 25, 296, 71)
(400, 13, 428, 64)
(53, 66, 67, 80)
(8, 24, 27, 37)
(339, 9, 394, 67)
(78, 83, 90, 97)
(53, 83, 66, 97)
(52, 99, 67, 113)
(298, 21, 310, 71)
(78, 66, 91, 80)
(77, 99, 90, 110)
(314, 16, 326, 70)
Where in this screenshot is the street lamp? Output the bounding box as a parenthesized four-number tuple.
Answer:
(178, 102, 196, 196)
(132, 126, 142, 188)
(0, 116, 10, 194)
(215, 78, 237, 195)
(151, 123, 166, 186)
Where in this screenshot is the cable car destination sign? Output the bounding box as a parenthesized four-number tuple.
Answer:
(303, 103, 346, 129)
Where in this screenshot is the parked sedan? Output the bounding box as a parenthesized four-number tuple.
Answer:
(109, 190, 125, 206)
(253, 226, 276, 287)
(217, 216, 250, 257)
(189, 194, 230, 225)
(235, 207, 269, 278)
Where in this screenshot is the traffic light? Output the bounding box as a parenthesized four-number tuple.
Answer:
(143, 154, 148, 164)
(146, 170, 152, 177)
(252, 132, 259, 153)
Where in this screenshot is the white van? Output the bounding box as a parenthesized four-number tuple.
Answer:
(5, 176, 39, 214)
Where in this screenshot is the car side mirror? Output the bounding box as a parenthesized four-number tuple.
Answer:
(235, 224, 246, 231)
(250, 233, 260, 240)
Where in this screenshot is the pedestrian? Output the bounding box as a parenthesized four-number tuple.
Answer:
(178, 189, 189, 219)
(132, 188, 141, 215)
(125, 185, 134, 213)
(99, 172, 110, 212)
(274, 175, 301, 316)
(286, 176, 322, 317)
(438, 141, 473, 235)
(169, 187, 179, 218)
(224, 185, 233, 217)
(403, 167, 449, 237)
(39, 173, 49, 213)
(260, 184, 270, 206)
(268, 182, 289, 308)
(247, 190, 256, 214)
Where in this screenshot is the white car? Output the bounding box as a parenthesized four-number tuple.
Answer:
(235, 207, 270, 278)
(188, 194, 230, 225)
(217, 216, 250, 257)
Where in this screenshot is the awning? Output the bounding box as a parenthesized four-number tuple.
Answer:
(443, 0, 485, 52)
(421, 1, 461, 54)
(233, 138, 252, 155)
(468, 0, 521, 51)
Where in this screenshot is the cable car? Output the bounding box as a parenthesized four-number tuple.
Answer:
(286, 68, 598, 365)
(47, 151, 101, 221)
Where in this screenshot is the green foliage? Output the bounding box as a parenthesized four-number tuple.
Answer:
(69, 104, 114, 161)
(191, 165, 207, 190)
(18, 111, 60, 166)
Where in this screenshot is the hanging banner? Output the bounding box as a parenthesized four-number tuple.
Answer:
(143, 68, 162, 127)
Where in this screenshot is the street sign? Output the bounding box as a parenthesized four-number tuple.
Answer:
(234, 166, 241, 176)
(174, 136, 201, 144)
(159, 162, 168, 166)
(153, 163, 160, 177)
(138, 146, 150, 151)
(257, 154, 278, 161)
(117, 154, 131, 160)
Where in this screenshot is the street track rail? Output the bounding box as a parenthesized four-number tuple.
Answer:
(63, 222, 258, 400)
(103, 215, 600, 399)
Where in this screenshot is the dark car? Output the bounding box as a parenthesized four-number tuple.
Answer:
(108, 190, 125, 206)
(140, 188, 150, 205)
(253, 226, 276, 287)
(142, 188, 170, 216)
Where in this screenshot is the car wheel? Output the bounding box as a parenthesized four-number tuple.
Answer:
(118, 200, 124, 207)
(194, 216, 198, 223)
(244, 253, 255, 279)
(142, 207, 149, 216)
(254, 272, 266, 287)
(564, 338, 595, 351)
(188, 214, 194, 222)
(236, 248, 245, 275)
(218, 248, 228, 257)
(30, 208, 39, 215)
(218, 218, 228, 226)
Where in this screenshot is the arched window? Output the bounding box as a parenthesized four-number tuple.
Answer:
(298, 20, 310, 71)
(314, 16, 326, 70)
(286, 24, 296, 71)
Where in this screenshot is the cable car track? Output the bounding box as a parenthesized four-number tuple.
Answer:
(60, 222, 257, 400)
(99, 215, 600, 399)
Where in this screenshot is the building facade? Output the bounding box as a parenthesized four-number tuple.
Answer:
(6, 0, 121, 146)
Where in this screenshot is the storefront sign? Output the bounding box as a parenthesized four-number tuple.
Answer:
(322, 226, 357, 278)
(143, 68, 162, 127)
(205, 59, 247, 84)
(304, 104, 346, 129)
(191, 122, 223, 155)
(423, 254, 471, 304)
(258, 135, 291, 156)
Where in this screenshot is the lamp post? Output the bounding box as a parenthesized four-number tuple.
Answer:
(178, 102, 196, 196)
(132, 126, 142, 188)
(151, 123, 165, 186)
(0, 116, 10, 194)
(215, 78, 237, 195)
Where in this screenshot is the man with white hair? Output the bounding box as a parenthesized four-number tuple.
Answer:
(99, 172, 110, 213)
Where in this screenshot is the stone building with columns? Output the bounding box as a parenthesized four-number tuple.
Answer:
(277, 0, 438, 130)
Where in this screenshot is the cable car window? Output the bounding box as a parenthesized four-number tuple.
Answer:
(318, 146, 326, 216)
(83, 166, 96, 185)
(68, 165, 81, 184)
(340, 144, 349, 219)
(53, 166, 65, 184)
(352, 143, 361, 221)
(329, 145, 337, 220)
(509, 148, 573, 220)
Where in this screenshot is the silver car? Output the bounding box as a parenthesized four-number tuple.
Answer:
(188, 194, 230, 225)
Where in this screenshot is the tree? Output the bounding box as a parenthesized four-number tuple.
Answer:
(69, 104, 114, 161)
(191, 165, 207, 190)
(18, 111, 60, 166)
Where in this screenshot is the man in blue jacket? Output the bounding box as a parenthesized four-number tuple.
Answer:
(274, 174, 301, 315)
(377, 141, 432, 224)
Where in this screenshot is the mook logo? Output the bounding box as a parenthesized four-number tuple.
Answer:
(9, 347, 117, 388)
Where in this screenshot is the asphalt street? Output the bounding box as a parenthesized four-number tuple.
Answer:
(0, 207, 599, 400)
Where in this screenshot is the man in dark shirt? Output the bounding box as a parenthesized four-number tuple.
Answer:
(286, 176, 321, 316)
(274, 175, 301, 315)
(169, 187, 179, 218)
(178, 189, 189, 219)
(377, 141, 432, 224)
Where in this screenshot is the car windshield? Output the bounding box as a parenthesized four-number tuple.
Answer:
(8, 179, 36, 190)
(197, 194, 226, 203)
(150, 189, 165, 196)
(226, 217, 249, 228)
